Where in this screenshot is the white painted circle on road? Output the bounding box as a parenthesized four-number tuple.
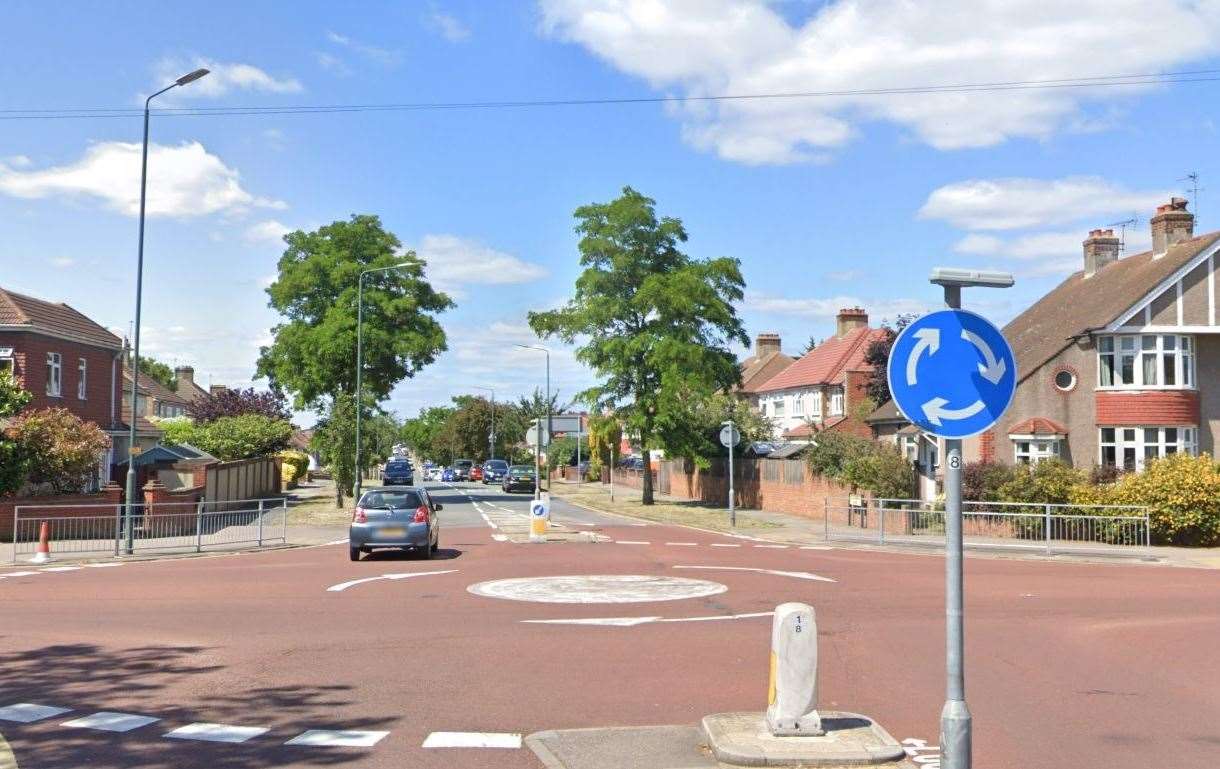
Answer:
(467, 574, 727, 604)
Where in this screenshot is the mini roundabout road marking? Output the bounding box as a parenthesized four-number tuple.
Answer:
(466, 574, 728, 604)
(672, 565, 836, 583)
(326, 570, 459, 592)
(520, 611, 774, 627)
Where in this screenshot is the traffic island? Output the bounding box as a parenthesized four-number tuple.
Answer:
(701, 711, 906, 767)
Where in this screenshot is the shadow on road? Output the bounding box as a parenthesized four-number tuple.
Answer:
(0, 642, 395, 768)
(361, 547, 463, 562)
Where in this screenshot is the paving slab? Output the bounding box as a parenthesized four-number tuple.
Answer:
(527, 726, 718, 769)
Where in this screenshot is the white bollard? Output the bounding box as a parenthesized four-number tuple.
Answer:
(529, 497, 549, 543)
(766, 602, 823, 736)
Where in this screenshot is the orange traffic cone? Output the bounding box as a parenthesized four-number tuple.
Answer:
(30, 521, 51, 564)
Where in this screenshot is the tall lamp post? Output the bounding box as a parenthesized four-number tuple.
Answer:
(353, 262, 414, 500)
(515, 344, 550, 489)
(929, 267, 1013, 769)
(123, 67, 209, 556)
(470, 386, 496, 460)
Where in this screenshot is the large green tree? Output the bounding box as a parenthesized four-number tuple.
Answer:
(400, 405, 454, 461)
(256, 215, 453, 505)
(529, 187, 748, 504)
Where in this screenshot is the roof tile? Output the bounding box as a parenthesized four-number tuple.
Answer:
(757, 327, 886, 392)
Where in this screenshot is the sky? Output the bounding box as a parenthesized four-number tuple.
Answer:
(2, 0, 1219, 426)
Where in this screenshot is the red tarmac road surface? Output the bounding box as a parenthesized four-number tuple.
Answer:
(1, 484, 1217, 769)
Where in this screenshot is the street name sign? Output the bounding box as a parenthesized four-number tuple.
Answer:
(887, 309, 1016, 439)
(720, 424, 741, 448)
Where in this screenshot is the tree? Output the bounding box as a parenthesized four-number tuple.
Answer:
(154, 414, 293, 461)
(862, 313, 918, 406)
(435, 396, 528, 463)
(663, 391, 775, 465)
(0, 371, 33, 494)
(8, 408, 110, 494)
(400, 406, 454, 461)
(311, 394, 357, 507)
(255, 215, 453, 506)
(516, 388, 572, 421)
(189, 387, 291, 424)
(529, 187, 748, 504)
(800, 336, 819, 355)
(128, 353, 176, 391)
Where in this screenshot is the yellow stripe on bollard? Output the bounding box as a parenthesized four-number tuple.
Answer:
(768, 650, 777, 706)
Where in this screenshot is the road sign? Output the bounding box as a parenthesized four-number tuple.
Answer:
(887, 309, 1016, 439)
(719, 424, 741, 448)
(525, 424, 551, 447)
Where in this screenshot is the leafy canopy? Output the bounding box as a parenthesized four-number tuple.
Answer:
(189, 387, 291, 424)
(8, 408, 110, 494)
(157, 414, 293, 461)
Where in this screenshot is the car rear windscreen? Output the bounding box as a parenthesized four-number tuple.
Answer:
(487, 460, 508, 470)
(385, 461, 410, 470)
(360, 490, 422, 509)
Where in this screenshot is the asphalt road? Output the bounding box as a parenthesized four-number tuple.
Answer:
(1, 481, 1217, 768)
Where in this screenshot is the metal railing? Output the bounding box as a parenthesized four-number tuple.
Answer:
(11, 497, 288, 562)
(824, 497, 1150, 557)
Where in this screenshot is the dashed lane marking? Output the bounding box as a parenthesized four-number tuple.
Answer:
(665, 542, 698, 546)
(40, 566, 82, 572)
(673, 565, 836, 583)
(0, 704, 71, 723)
(285, 729, 389, 747)
(615, 540, 650, 545)
(709, 543, 740, 548)
(83, 563, 123, 568)
(754, 544, 789, 549)
(800, 545, 832, 550)
(164, 723, 270, 743)
(62, 712, 159, 732)
(522, 611, 774, 627)
(326, 570, 459, 593)
(422, 732, 522, 748)
(0, 572, 37, 578)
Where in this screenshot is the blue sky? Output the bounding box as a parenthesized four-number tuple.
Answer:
(2, 0, 1218, 425)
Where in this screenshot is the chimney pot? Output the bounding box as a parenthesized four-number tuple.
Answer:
(1083, 228, 1121, 277)
(1150, 198, 1194, 256)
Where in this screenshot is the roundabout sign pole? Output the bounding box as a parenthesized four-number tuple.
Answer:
(887, 267, 1015, 769)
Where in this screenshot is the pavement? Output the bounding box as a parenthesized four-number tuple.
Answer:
(0, 479, 1217, 768)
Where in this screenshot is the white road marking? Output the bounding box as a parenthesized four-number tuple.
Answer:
(40, 566, 82, 572)
(523, 611, 773, 627)
(0, 704, 71, 723)
(673, 566, 836, 583)
(285, 729, 389, 747)
(326, 570, 459, 592)
(422, 731, 522, 748)
(468, 574, 727, 604)
(63, 712, 160, 732)
(709, 543, 740, 548)
(491, 534, 509, 542)
(665, 542, 698, 547)
(83, 563, 123, 568)
(629, 523, 648, 527)
(164, 723, 270, 743)
(0, 571, 38, 578)
(324, 538, 349, 545)
(799, 545, 831, 550)
(615, 540, 650, 545)
(753, 544, 789, 549)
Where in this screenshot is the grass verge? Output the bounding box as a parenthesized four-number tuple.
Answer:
(551, 481, 778, 532)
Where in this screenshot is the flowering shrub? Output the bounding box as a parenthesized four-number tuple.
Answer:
(7, 408, 110, 494)
(1081, 454, 1220, 546)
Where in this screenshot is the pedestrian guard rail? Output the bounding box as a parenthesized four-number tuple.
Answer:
(824, 497, 1150, 557)
(10, 497, 288, 561)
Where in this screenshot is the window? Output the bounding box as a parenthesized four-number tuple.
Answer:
(1098, 334, 1195, 389)
(772, 397, 786, 417)
(829, 388, 844, 416)
(46, 352, 61, 396)
(1014, 438, 1059, 464)
(1053, 369, 1076, 391)
(791, 394, 804, 417)
(809, 392, 821, 417)
(77, 358, 87, 399)
(1099, 426, 1197, 471)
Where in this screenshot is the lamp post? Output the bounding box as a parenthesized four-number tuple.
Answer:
(353, 262, 415, 500)
(928, 267, 1013, 769)
(123, 67, 209, 556)
(515, 344, 550, 490)
(470, 386, 496, 460)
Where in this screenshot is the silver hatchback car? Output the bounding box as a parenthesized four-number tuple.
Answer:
(349, 487, 441, 561)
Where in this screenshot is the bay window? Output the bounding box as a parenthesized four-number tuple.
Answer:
(1099, 426, 1197, 471)
(1098, 334, 1194, 389)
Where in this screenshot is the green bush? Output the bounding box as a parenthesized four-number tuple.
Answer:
(1097, 454, 1220, 546)
(997, 459, 1085, 505)
(963, 460, 1018, 502)
(278, 449, 310, 481)
(807, 432, 872, 479)
(8, 408, 111, 494)
(154, 414, 292, 461)
(807, 432, 914, 498)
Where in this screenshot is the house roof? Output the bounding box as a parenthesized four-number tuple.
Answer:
(757, 326, 887, 392)
(1008, 417, 1068, 436)
(123, 367, 191, 407)
(1004, 231, 1220, 384)
(768, 442, 810, 459)
(0, 287, 122, 350)
(117, 442, 216, 468)
(866, 399, 905, 425)
(119, 407, 164, 435)
(738, 350, 796, 393)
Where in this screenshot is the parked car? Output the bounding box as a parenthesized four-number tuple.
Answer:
(349, 487, 441, 561)
(453, 458, 474, 480)
(502, 465, 537, 493)
(381, 458, 414, 486)
(482, 459, 509, 484)
(469, 465, 484, 482)
(441, 467, 456, 482)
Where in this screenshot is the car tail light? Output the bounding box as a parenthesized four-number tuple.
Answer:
(352, 507, 367, 523)
(413, 505, 429, 523)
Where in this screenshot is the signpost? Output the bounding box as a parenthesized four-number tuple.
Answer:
(527, 419, 551, 500)
(887, 268, 1015, 769)
(720, 421, 741, 527)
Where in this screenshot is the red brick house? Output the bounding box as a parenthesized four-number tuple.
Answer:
(753, 308, 887, 442)
(0, 287, 129, 485)
(734, 332, 796, 412)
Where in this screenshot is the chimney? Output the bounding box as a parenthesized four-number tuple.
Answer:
(1150, 197, 1194, 257)
(1083, 229, 1120, 277)
(755, 332, 781, 358)
(209, 384, 228, 396)
(174, 365, 195, 389)
(835, 307, 868, 338)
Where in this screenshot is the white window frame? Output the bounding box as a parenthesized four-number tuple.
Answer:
(791, 393, 805, 417)
(77, 357, 87, 400)
(46, 352, 62, 397)
(829, 388, 844, 416)
(772, 396, 786, 417)
(1099, 425, 1197, 471)
(1097, 334, 1195, 390)
(809, 391, 821, 418)
(1012, 436, 1060, 464)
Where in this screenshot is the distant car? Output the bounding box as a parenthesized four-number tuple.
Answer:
(441, 467, 456, 482)
(469, 465, 484, 482)
(349, 486, 441, 561)
(482, 459, 509, 484)
(453, 458, 474, 481)
(381, 458, 414, 486)
(502, 464, 536, 493)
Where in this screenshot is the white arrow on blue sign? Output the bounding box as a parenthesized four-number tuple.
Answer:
(886, 309, 1017, 439)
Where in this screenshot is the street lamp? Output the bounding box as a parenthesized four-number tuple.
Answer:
(929, 265, 1013, 769)
(353, 261, 415, 500)
(123, 67, 210, 555)
(470, 386, 496, 460)
(515, 344, 550, 492)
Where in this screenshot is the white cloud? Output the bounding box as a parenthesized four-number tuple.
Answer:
(152, 58, 302, 99)
(415, 234, 548, 295)
(539, 0, 1220, 163)
(245, 219, 292, 244)
(0, 141, 284, 218)
(3, 155, 32, 168)
(51, 257, 76, 268)
(326, 31, 403, 67)
(921, 176, 1169, 231)
(428, 11, 472, 41)
(744, 293, 929, 321)
(954, 226, 1154, 278)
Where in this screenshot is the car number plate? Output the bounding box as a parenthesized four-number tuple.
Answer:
(378, 527, 406, 538)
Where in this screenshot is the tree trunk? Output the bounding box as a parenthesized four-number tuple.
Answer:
(335, 482, 345, 510)
(642, 449, 654, 505)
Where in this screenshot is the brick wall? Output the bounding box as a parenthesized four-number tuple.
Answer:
(0, 331, 122, 429)
(1095, 390, 1200, 425)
